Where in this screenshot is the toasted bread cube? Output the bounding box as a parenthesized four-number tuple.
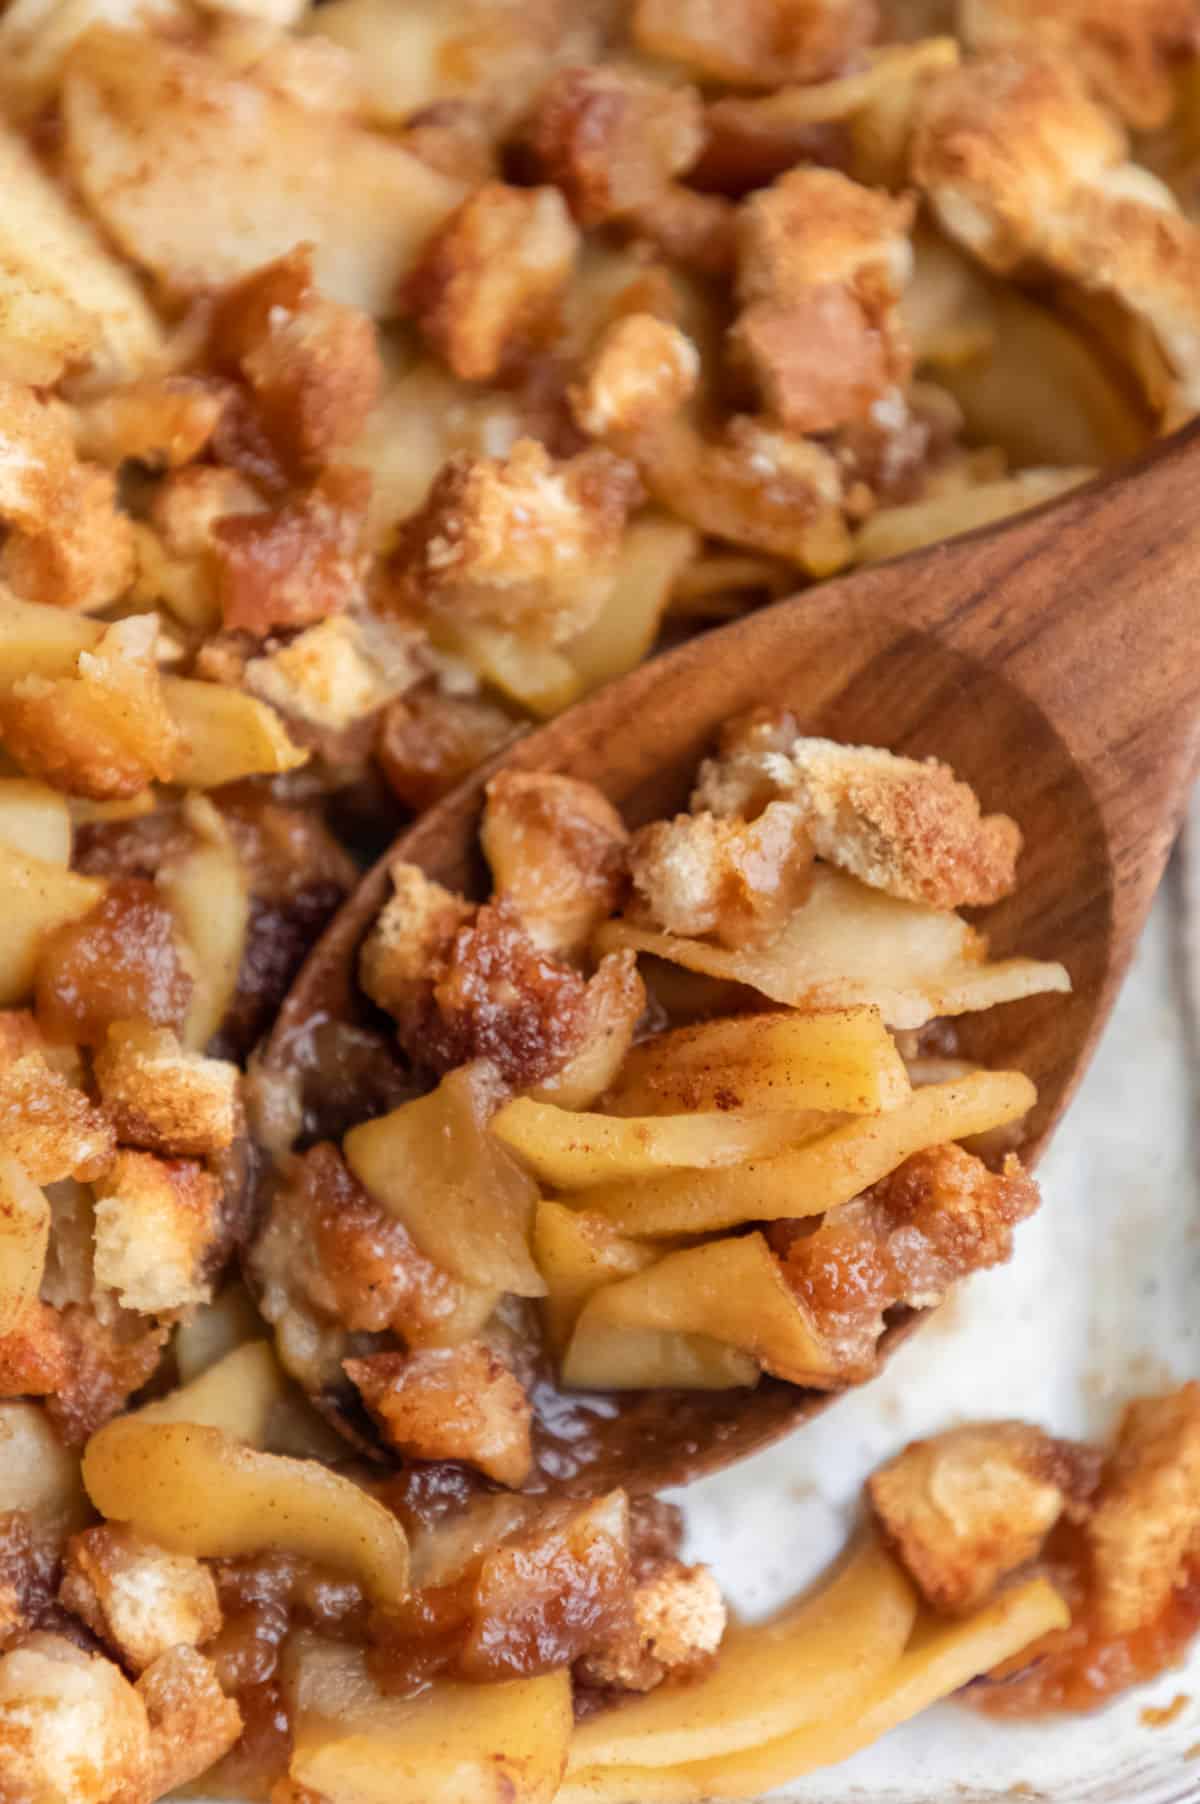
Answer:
(481, 771, 628, 956)
(694, 728, 1022, 910)
(2, 462, 135, 616)
(628, 802, 813, 947)
(911, 51, 1124, 276)
(345, 1343, 534, 1488)
(731, 169, 914, 434)
(359, 862, 473, 1022)
(630, 411, 850, 571)
(0, 1053, 114, 1184)
(244, 614, 422, 731)
(210, 244, 382, 479)
(1087, 1383, 1200, 1635)
(94, 1023, 238, 1157)
(868, 1422, 1072, 1614)
(0, 1631, 151, 1804)
(137, 1645, 242, 1797)
(524, 66, 703, 224)
(0, 381, 75, 532)
(60, 1524, 221, 1673)
(570, 313, 699, 439)
(736, 167, 914, 307)
(0, 617, 180, 802)
(213, 466, 370, 637)
(913, 51, 1200, 421)
(0, 1302, 70, 1401)
(577, 1559, 725, 1691)
(388, 439, 640, 646)
(960, 0, 1193, 130)
(92, 1151, 222, 1313)
(403, 182, 579, 382)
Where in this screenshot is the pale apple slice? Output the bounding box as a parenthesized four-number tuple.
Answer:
(62, 28, 462, 316)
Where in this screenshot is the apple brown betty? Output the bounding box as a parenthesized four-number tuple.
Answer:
(1, 0, 1200, 1797)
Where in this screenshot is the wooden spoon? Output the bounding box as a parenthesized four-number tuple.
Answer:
(264, 422, 1200, 1496)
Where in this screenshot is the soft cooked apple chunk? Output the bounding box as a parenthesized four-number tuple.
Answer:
(62, 28, 463, 315)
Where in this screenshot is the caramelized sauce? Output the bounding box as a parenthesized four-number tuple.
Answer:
(200, 1554, 368, 1797)
(971, 1524, 1200, 1718)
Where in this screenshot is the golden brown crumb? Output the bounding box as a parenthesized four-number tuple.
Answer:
(523, 65, 704, 225)
(910, 33, 1200, 412)
(92, 1151, 222, 1314)
(730, 169, 914, 433)
(0, 1632, 151, 1804)
(1087, 1383, 1200, 1635)
(632, 0, 878, 87)
(402, 182, 579, 382)
(94, 1022, 238, 1158)
(736, 168, 914, 308)
(60, 1526, 222, 1674)
(0, 1053, 114, 1185)
(210, 245, 382, 480)
(213, 465, 370, 637)
(361, 862, 594, 1087)
(628, 802, 814, 946)
(694, 729, 1022, 908)
(431, 899, 592, 1087)
(570, 313, 700, 439)
(912, 52, 1123, 266)
(137, 1645, 242, 1799)
(387, 439, 640, 646)
(1048, 182, 1200, 422)
(0, 381, 75, 533)
(960, 0, 1195, 130)
(868, 1422, 1077, 1614)
(776, 1145, 1040, 1376)
(481, 770, 629, 956)
(0, 617, 180, 802)
(577, 1559, 726, 1690)
(0, 1306, 71, 1402)
(377, 686, 519, 812)
(243, 614, 423, 732)
(869, 1143, 1041, 1299)
(345, 1344, 534, 1488)
(2, 462, 135, 616)
(359, 861, 475, 1023)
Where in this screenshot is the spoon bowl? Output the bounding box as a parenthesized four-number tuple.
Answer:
(263, 422, 1200, 1494)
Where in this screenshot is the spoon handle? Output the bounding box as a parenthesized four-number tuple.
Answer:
(898, 418, 1200, 813)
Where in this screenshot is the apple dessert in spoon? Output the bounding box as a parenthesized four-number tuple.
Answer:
(250, 721, 1066, 1495)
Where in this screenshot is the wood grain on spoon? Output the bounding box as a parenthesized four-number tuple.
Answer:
(267, 421, 1200, 1494)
